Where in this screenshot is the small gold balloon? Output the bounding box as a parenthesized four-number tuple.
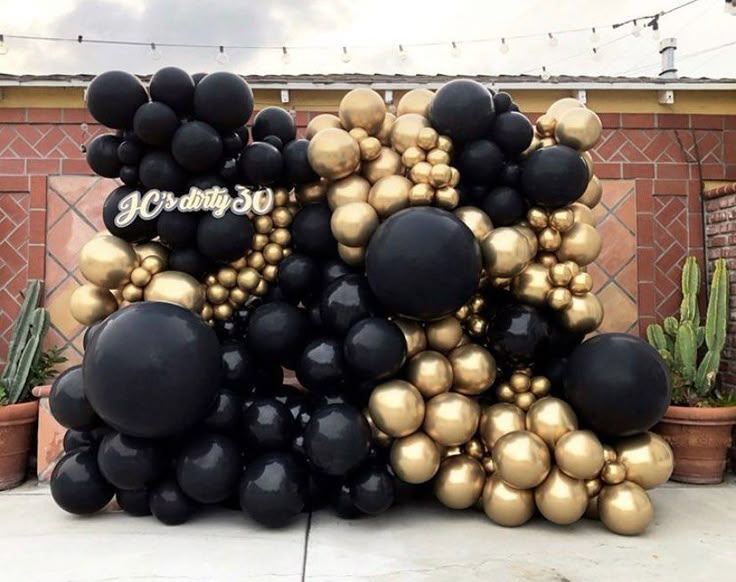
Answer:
(70, 284, 118, 325)
(425, 317, 463, 353)
(569, 272, 593, 295)
(416, 127, 439, 151)
(442, 445, 463, 460)
(252, 279, 268, 296)
(436, 135, 453, 153)
(515, 392, 536, 411)
(213, 302, 233, 321)
(390, 113, 430, 153)
(393, 318, 427, 358)
(557, 223, 602, 265)
(423, 392, 480, 446)
(481, 227, 533, 278)
(538, 252, 558, 268)
(339, 88, 386, 135)
(582, 151, 594, 180)
(205, 274, 217, 286)
(555, 430, 605, 480)
(578, 175, 603, 208)
(546, 97, 585, 122)
(549, 263, 573, 286)
(538, 227, 562, 252)
(201, 303, 213, 321)
(464, 438, 485, 460)
(206, 283, 229, 305)
(535, 466, 588, 525)
(535, 114, 557, 137)
(549, 208, 575, 232)
(237, 268, 260, 291)
(482, 456, 496, 474)
(308, 128, 360, 180)
(397, 88, 434, 117)
(359, 136, 382, 161)
(134, 241, 169, 265)
(429, 163, 452, 188)
(454, 207, 493, 241)
(217, 267, 238, 289)
(368, 380, 426, 438)
(248, 251, 266, 271)
(363, 408, 392, 448)
(362, 147, 402, 184)
(330, 201, 379, 247)
(141, 256, 164, 276)
(296, 179, 329, 204)
(409, 183, 435, 206)
(349, 127, 369, 142)
(273, 187, 290, 207)
(530, 376, 551, 397)
(616, 432, 674, 490)
(466, 315, 488, 337)
(585, 478, 603, 498)
(305, 113, 342, 139)
(547, 288, 572, 311)
(254, 215, 274, 234)
(80, 235, 138, 289)
(376, 112, 396, 146)
(252, 233, 269, 252)
(527, 207, 548, 230)
(482, 475, 535, 527)
(570, 202, 596, 227)
(449, 167, 460, 187)
(270, 228, 291, 246)
(526, 397, 578, 448)
(401, 146, 425, 168)
(391, 432, 441, 484)
(496, 383, 515, 402)
(144, 271, 205, 313)
(598, 482, 654, 536)
(603, 445, 618, 464)
(479, 403, 526, 449)
(448, 344, 496, 396)
(435, 187, 459, 210)
(509, 372, 530, 393)
(229, 287, 248, 304)
(261, 264, 279, 283)
(521, 134, 542, 157)
(409, 161, 432, 184)
(511, 263, 553, 307)
(540, 136, 556, 148)
(559, 292, 604, 334)
(406, 351, 453, 398)
(368, 175, 412, 218)
(434, 455, 485, 509)
(337, 243, 365, 266)
(130, 267, 152, 287)
(493, 430, 551, 490)
(122, 283, 143, 302)
(601, 462, 627, 485)
(426, 148, 450, 166)
(272, 207, 293, 228)
(555, 108, 603, 151)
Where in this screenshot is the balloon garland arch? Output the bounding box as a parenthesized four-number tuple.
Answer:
(51, 67, 674, 535)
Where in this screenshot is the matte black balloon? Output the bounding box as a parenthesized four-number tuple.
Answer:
(459, 184, 488, 204)
(278, 253, 320, 303)
(252, 106, 297, 144)
(319, 274, 375, 336)
(263, 284, 289, 304)
(235, 125, 250, 146)
(500, 162, 521, 186)
(203, 390, 242, 434)
(149, 67, 195, 116)
(63, 427, 108, 452)
(193, 72, 254, 131)
(312, 388, 350, 408)
(283, 139, 319, 184)
(349, 465, 395, 515)
(565, 333, 671, 437)
(263, 135, 284, 151)
(84, 302, 221, 438)
(457, 139, 504, 186)
(83, 320, 105, 350)
(252, 364, 285, 394)
(172, 121, 223, 172)
(343, 318, 406, 381)
(238, 142, 283, 186)
(157, 209, 200, 248)
(479, 186, 526, 227)
(97, 432, 162, 490)
(297, 337, 345, 391)
(521, 145, 589, 208)
(133, 101, 179, 146)
(292, 203, 336, 257)
(493, 91, 513, 114)
(365, 207, 481, 320)
(429, 79, 495, 143)
(543, 318, 585, 358)
(333, 482, 361, 519)
(304, 404, 370, 476)
(222, 131, 243, 156)
(49, 365, 98, 430)
(149, 478, 193, 525)
(490, 111, 534, 156)
(103, 185, 158, 243)
(50, 450, 114, 515)
(139, 150, 187, 193)
(86, 70, 148, 129)
(119, 165, 139, 187)
(221, 341, 257, 391)
(246, 302, 310, 367)
(117, 139, 144, 165)
(176, 432, 241, 504)
(239, 452, 307, 527)
(116, 488, 151, 516)
(241, 398, 296, 451)
(488, 304, 549, 366)
(196, 211, 255, 263)
(321, 259, 355, 288)
(86, 134, 122, 178)
(168, 247, 211, 279)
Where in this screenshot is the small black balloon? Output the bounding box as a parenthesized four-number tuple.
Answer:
(457, 139, 504, 186)
(304, 404, 370, 477)
(149, 67, 195, 116)
(116, 488, 151, 517)
(263, 135, 284, 150)
(510, 102, 520, 112)
(252, 106, 297, 144)
(241, 398, 296, 451)
(49, 365, 98, 430)
(168, 247, 211, 279)
(221, 131, 243, 155)
(149, 478, 193, 525)
(204, 389, 243, 433)
(193, 72, 254, 131)
(321, 258, 355, 288)
(86, 134, 122, 178)
(292, 203, 336, 257)
(297, 337, 345, 391)
(119, 165, 139, 187)
(343, 318, 406, 381)
(479, 186, 526, 227)
(117, 139, 144, 165)
(235, 125, 250, 145)
(488, 304, 549, 366)
(86, 71, 149, 129)
(493, 92, 513, 114)
(349, 465, 395, 515)
(221, 341, 257, 391)
(490, 111, 534, 156)
(319, 274, 375, 336)
(103, 185, 158, 243)
(97, 431, 162, 490)
(429, 79, 495, 143)
(238, 142, 283, 186)
(196, 211, 255, 263)
(139, 150, 187, 193)
(63, 428, 106, 452)
(176, 432, 241, 504)
(192, 72, 207, 85)
(156, 209, 200, 248)
(333, 482, 362, 519)
(283, 139, 319, 184)
(172, 121, 223, 172)
(278, 253, 320, 303)
(50, 450, 114, 515)
(133, 101, 179, 146)
(521, 145, 589, 208)
(246, 302, 310, 367)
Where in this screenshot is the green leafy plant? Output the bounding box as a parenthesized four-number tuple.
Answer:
(646, 256, 730, 407)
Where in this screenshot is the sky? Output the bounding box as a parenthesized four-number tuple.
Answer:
(1, 0, 735, 79)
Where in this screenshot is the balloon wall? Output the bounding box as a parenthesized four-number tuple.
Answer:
(50, 68, 674, 536)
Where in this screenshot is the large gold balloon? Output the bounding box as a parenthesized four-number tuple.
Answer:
(135, 241, 169, 265)
(479, 403, 527, 449)
(144, 271, 206, 313)
(390, 431, 441, 484)
(326, 175, 370, 209)
(368, 175, 412, 217)
(454, 207, 493, 241)
(307, 128, 360, 180)
(375, 112, 396, 146)
(390, 113, 430, 154)
(482, 475, 536, 527)
(511, 263, 553, 307)
(526, 397, 578, 448)
(434, 455, 485, 509)
(425, 317, 463, 353)
(515, 225, 539, 257)
(598, 482, 653, 536)
(555, 430, 605, 480)
(480, 228, 533, 278)
(493, 430, 551, 490)
(578, 175, 603, 208)
(397, 88, 434, 117)
(330, 201, 379, 247)
(534, 466, 588, 525)
(305, 113, 342, 139)
(546, 97, 585, 121)
(406, 351, 453, 398)
(616, 432, 674, 490)
(296, 179, 329, 204)
(448, 344, 496, 396)
(80, 235, 138, 289)
(423, 392, 480, 446)
(559, 293, 604, 334)
(368, 380, 425, 438)
(557, 222, 602, 265)
(339, 88, 386, 135)
(393, 318, 427, 358)
(555, 108, 603, 151)
(70, 284, 118, 325)
(362, 147, 402, 184)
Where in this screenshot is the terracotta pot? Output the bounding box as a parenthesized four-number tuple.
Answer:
(0, 400, 39, 490)
(655, 405, 736, 484)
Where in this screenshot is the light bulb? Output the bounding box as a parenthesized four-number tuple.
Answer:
(499, 38, 509, 54)
(398, 44, 408, 61)
(0, 35, 8, 56)
(632, 20, 642, 37)
(281, 46, 291, 64)
(149, 42, 161, 61)
(216, 46, 229, 65)
(541, 66, 551, 81)
(341, 46, 351, 63)
(548, 33, 558, 47)
(451, 41, 461, 58)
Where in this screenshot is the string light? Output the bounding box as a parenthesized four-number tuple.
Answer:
(216, 45, 228, 65)
(540, 66, 551, 81)
(632, 19, 642, 37)
(398, 44, 408, 60)
(341, 46, 351, 63)
(149, 42, 161, 61)
(281, 46, 291, 64)
(499, 38, 509, 54)
(590, 27, 600, 43)
(451, 41, 461, 58)
(548, 33, 558, 47)
(0, 34, 7, 55)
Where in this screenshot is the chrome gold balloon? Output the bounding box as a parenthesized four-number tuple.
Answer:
(390, 113, 430, 153)
(482, 475, 535, 527)
(538, 227, 562, 252)
(368, 380, 426, 438)
(559, 292, 604, 334)
(409, 161, 432, 184)
(339, 88, 386, 135)
(549, 208, 575, 232)
(130, 266, 152, 288)
(305, 113, 342, 139)
(448, 344, 496, 396)
(144, 271, 205, 313)
(534, 466, 588, 525)
(434, 455, 485, 509)
(526, 397, 578, 448)
(429, 164, 452, 188)
(307, 128, 360, 180)
(569, 272, 593, 295)
(615, 432, 674, 490)
(390, 431, 441, 484)
(70, 284, 118, 325)
(601, 462, 627, 485)
(570, 202, 596, 227)
(546, 97, 585, 121)
(426, 148, 450, 166)
(206, 283, 229, 305)
(555, 430, 605, 480)
(393, 318, 427, 358)
(464, 438, 485, 460)
(338, 243, 366, 267)
(555, 108, 603, 151)
(516, 225, 539, 257)
(362, 147, 402, 183)
(122, 283, 143, 302)
(425, 316, 464, 353)
(330, 201, 379, 247)
(535, 114, 557, 137)
(296, 179, 329, 204)
(423, 392, 480, 446)
(326, 175, 371, 209)
(397, 88, 434, 117)
(376, 112, 396, 146)
(479, 403, 526, 449)
(492, 430, 551, 490)
(134, 241, 169, 265)
(598, 482, 653, 535)
(401, 146, 426, 168)
(417, 127, 439, 150)
(454, 207, 493, 240)
(368, 175, 412, 217)
(557, 223, 602, 265)
(359, 136, 382, 161)
(406, 351, 453, 398)
(363, 409, 393, 448)
(237, 268, 261, 291)
(578, 175, 603, 208)
(435, 187, 459, 210)
(512, 263, 553, 307)
(80, 235, 138, 289)
(480, 227, 533, 278)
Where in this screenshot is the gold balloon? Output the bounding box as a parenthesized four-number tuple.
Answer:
(555, 108, 603, 151)
(601, 462, 627, 485)
(526, 397, 578, 448)
(535, 114, 557, 137)
(616, 432, 674, 490)
(598, 482, 653, 536)
(511, 263, 553, 307)
(70, 284, 118, 325)
(368, 380, 426, 438)
(390, 113, 430, 154)
(330, 201, 379, 247)
(436, 135, 453, 153)
(482, 456, 495, 474)
(362, 147, 402, 183)
(534, 466, 588, 525)
(527, 207, 548, 230)
(423, 392, 480, 446)
(270, 228, 291, 246)
(261, 264, 278, 283)
(237, 268, 260, 291)
(569, 272, 593, 295)
(337, 243, 365, 266)
(516, 225, 539, 257)
(570, 202, 596, 227)
(141, 255, 164, 276)
(557, 223, 602, 265)
(368, 175, 412, 217)
(393, 318, 427, 358)
(449, 167, 460, 187)
(252, 234, 269, 251)
(406, 351, 453, 398)
(255, 215, 273, 234)
(263, 243, 283, 265)
(305, 113, 342, 139)
(555, 430, 605, 480)
(229, 287, 248, 304)
(435, 187, 459, 210)
(585, 495, 600, 520)
(296, 179, 328, 204)
(515, 392, 536, 411)
(201, 303, 213, 321)
(549, 263, 572, 286)
(122, 283, 143, 302)
(496, 383, 515, 402)
(585, 478, 602, 498)
(582, 151, 595, 180)
(454, 207, 493, 240)
(603, 445, 618, 464)
(217, 267, 238, 288)
(349, 127, 369, 142)
(144, 271, 205, 313)
(360, 136, 382, 161)
(130, 266, 152, 287)
(307, 128, 360, 180)
(363, 409, 392, 448)
(417, 127, 439, 150)
(464, 438, 485, 460)
(448, 344, 496, 396)
(426, 148, 450, 166)
(135, 241, 169, 265)
(530, 376, 552, 398)
(409, 161, 432, 184)
(493, 430, 551, 490)
(326, 175, 371, 209)
(482, 475, 535, 527)
(376, 112, 396, 146)
(213, 302, 233, 320)
(546, 97, 585, 122)
(425, 317, 463, 353)
(390, 432, 441, 484)
(273, 187, 290, 207)
(397, 88, 434, 117)
(480, 227, 533, 278)
(509, 372, 530, 393)
(252, 279, 268, 296)
(206, 283, 229, 305)
(401, 146, 425, 168)
(429, 164, 452, 188)
(549, 208, 575, 232)
(538, 227, 562, 252)
(479, 403, 526, 449)
(80, 235, 138, 289)
(408, 185, 434, 206)
(339, 88, 386, 135)
(547, 287, 572, 311)
(434, 455, 485, 509)
(272, 207, 293, 228)
(578, 175, 603, 208)
(559, 292, 604, 334)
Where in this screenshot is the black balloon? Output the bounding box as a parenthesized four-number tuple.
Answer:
(119, 165, 139, 187)
(63, 427, 109, 452)
(521, 145, 589, 208)
(172, 121, 223, 172)
(246, 302, 310, 367)
(490, 111, 534, 156)
(188, 174, 227, 190)
(222, 131, 244, 156)
(149, 478, 193, 525)
(565, 333, 671, 437)
(241, 398, 296, 451)
(133, 101, 179, 146)
(220, 341, 257, 391)
(192, 72, 207, 85)
(283, 139, 319, 184)
(204, 389, 242, 433)
(86, 134, 122, 178)
(215, 319, 240, 342)
(297, 337, 345, 391)
(479, 186, 526, 227)
(86, 70, 148, 129)
(263, 135, 283, 150)
(493, 92, 513, 114)
(349, 465, 395, 515)
(304, 404, 370, 476)
(457, 139, 504, 185)
(320, 274, 374, 336)
(343, 318, 406, 381)
(117, 139, 144, 165)
(333, 482, 361, 519)
(83, 320, 105, 350)
(278, 253, 320, 303)
(116, 488, 151, 517)
(321, 259, 355, 287)
(50, 450, 114, 515)
(291, 203, 335, 257)
(149, 67, 195, 116)
(168, 247, 211, 279)
(429, 79, 495, 143)
(139, 150, 187, 193)
(488, 304, 549, 366)
(176, 432, 241, 504)
(500, 162, 521, 186)
(252, 106, 297, 144)
(49, 365, 98, 430)
(103, 185, 158, 243)
(238, 142, 283, 186)
(193, 72, 254, 131)
(97, 432, 162, 490)
(156, 209, 200, 248)
(196, 211, 255, 262)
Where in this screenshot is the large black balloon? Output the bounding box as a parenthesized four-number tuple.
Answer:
(196, 211, 255, 263)
(168, 247, 211, 279)
(221, 341, 257, 391)
(488, 304, 550, 366)
(343, 318, 406, 381)
(457, 140, 504, 185)
(133, 101, 179, 146)
(565, 333, 671, 437)
(241, 398, 297, 452)
(479, 186, 526, 227)
(349, 465, 395, 515)
(49, 365, 98, 430)
(50, 450, 114, 515)
(521, 145, 589, 208)
(116, 488, 151, 516)
(83, 302, 221, 438)
(97, 432, 162, 490)
(252, 107, 297, 143)
(103, 185, 158, 243)
(238, 142, 283, 186)
(283, 139, 319, 184)
(156, 209, 200, 248)
(319, 274, 374, 336)
(204, 389, 242, 433)
(278, 253, 320, 303)
(149, 67, 195, 116)
(297, 337, 345, 391)
(429, 79, 495, 143)
(246, 302, 309, 367)
(176, 432, 241, 504)
(304, 404, 370, 476)
(139, 150, 187, 193)
(193, 72, 254, 131)
(149, 478, 193, 525)
(291, 203, 335, 257)
(365, 207, 481, 320)
(86, 71, 148, 129)
(172, 121, 223, 172)
(86, 134, 122, 178)
(239, 452, 307, 527)
(490, 111, 534, 156)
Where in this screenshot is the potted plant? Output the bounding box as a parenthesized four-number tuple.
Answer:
(647, 256, 736, 484)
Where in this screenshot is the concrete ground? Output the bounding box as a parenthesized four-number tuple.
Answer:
(1, 480, 735, 582)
